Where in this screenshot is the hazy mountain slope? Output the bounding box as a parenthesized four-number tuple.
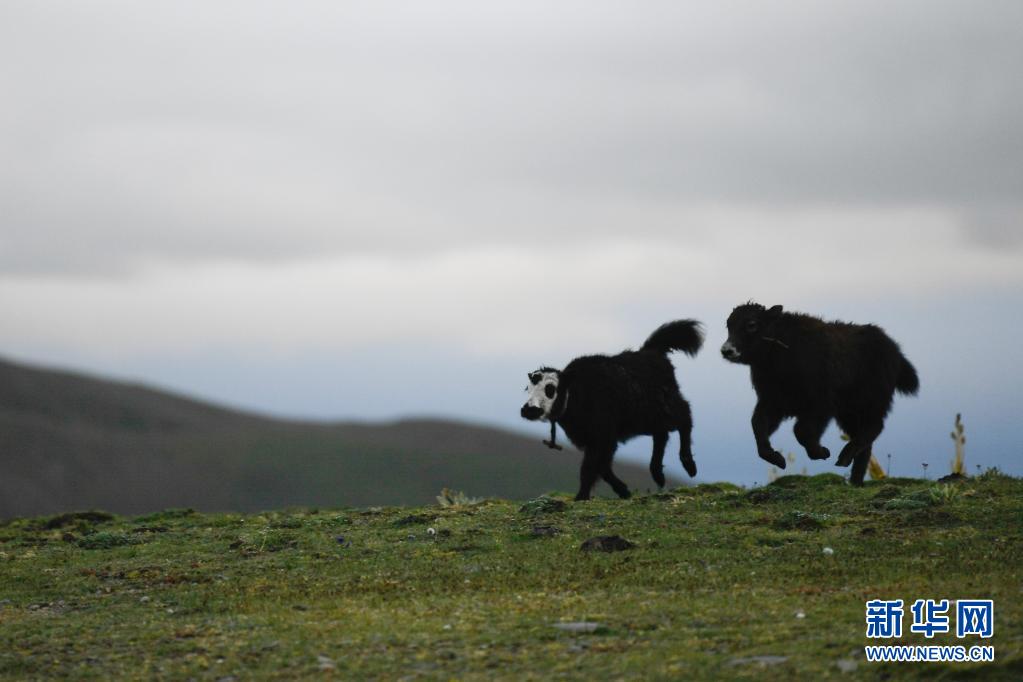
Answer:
(0, 358, 675, 517)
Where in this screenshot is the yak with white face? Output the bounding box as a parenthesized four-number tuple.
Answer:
(519, 319, 705, 501)
(520, 369, 560, 422)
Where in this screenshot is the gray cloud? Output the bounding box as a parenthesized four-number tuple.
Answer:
(1, 0, 1022, 275)
(960, 206, 1023, 249)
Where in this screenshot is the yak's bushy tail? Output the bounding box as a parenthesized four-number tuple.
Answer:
(896, 355, 920, 396)
(641, 319, 704, 357)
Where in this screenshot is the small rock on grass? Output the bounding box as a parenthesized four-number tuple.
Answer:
(836, 659, 858, 673)
(580, 536, 635, 553)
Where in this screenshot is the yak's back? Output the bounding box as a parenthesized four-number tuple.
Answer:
(774, 314, 912, 396)
(562, 350, 678, 411)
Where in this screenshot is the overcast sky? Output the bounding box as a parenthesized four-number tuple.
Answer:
(1, 1, 1021, 484)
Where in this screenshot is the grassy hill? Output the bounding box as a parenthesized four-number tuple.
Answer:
(0, 473, 1019, 679)
(0, 357, 674, 518)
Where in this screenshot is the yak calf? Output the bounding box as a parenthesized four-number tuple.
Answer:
(521, 320, 703, 501)
(721, 303, 919, 485)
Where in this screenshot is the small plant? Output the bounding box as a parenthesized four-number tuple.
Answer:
(257, 529, 297, 552)
(950, 413, 966, 476)
(436, 488, 485, 508)
(979, 467, 1008, 481)
(235, 528, 298, 553)
(929, 484, 961, 504)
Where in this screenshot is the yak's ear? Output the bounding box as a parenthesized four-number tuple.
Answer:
(766, 305, 784, 318)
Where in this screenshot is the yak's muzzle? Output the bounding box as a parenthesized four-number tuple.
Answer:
(520, 404, 545, 421)
(721, 340, 741, 362)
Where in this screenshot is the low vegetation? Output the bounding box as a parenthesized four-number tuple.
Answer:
(1, 473, 1020, 680)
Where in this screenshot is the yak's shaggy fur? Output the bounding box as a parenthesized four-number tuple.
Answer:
(721, 303, 919, 485)
(521, 320, 704, 501)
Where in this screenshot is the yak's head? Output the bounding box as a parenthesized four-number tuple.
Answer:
(721, 302, 784, 364)
(520, 368, 560, 422)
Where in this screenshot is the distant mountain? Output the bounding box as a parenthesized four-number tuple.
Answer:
(0, 357, 676, 518)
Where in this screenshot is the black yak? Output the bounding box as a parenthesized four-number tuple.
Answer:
(521, 320, 704, 501)
(721, 303, 919, 485)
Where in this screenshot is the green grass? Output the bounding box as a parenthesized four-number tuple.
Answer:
(1, 473, 1020, 680)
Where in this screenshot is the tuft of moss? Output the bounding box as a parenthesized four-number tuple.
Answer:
(43, 511, 115, 530)
(872, 484, 901, 500)
(519, 497, 567, 516)
(746, 487, 796, 504)
(903, 509, 960, 527)
(393, 514, 435, 527)
(76, 532, 140, 550)
(133, 508, 196, 524)
(884, 498, 931, 511)
(689, 483, 743, 495)
(770, 473, 846, 489)
(773, 510, 829, 531)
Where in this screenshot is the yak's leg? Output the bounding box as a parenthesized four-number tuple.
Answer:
(575, 446, 608, 501)
(850, 449, 874, 487)
(793, 413, 832, 460)
(649, 432, 668, 488)
(675, 401, 697, 478)
(835, 417, 883, 468)
(601, 462, 631, 499)
(752, 401, 786, 468)
(838, 417, 884, 486)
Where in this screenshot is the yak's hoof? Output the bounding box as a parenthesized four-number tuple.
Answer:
(681, 457, 697, 478)
(543, 440, 564, 451)
(809, 446, 831, 461)
(651, 469, 666, 488)
(617, 488, 632, 500)
(759, 449, 786, 468)
(574, 493, 591, 502)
